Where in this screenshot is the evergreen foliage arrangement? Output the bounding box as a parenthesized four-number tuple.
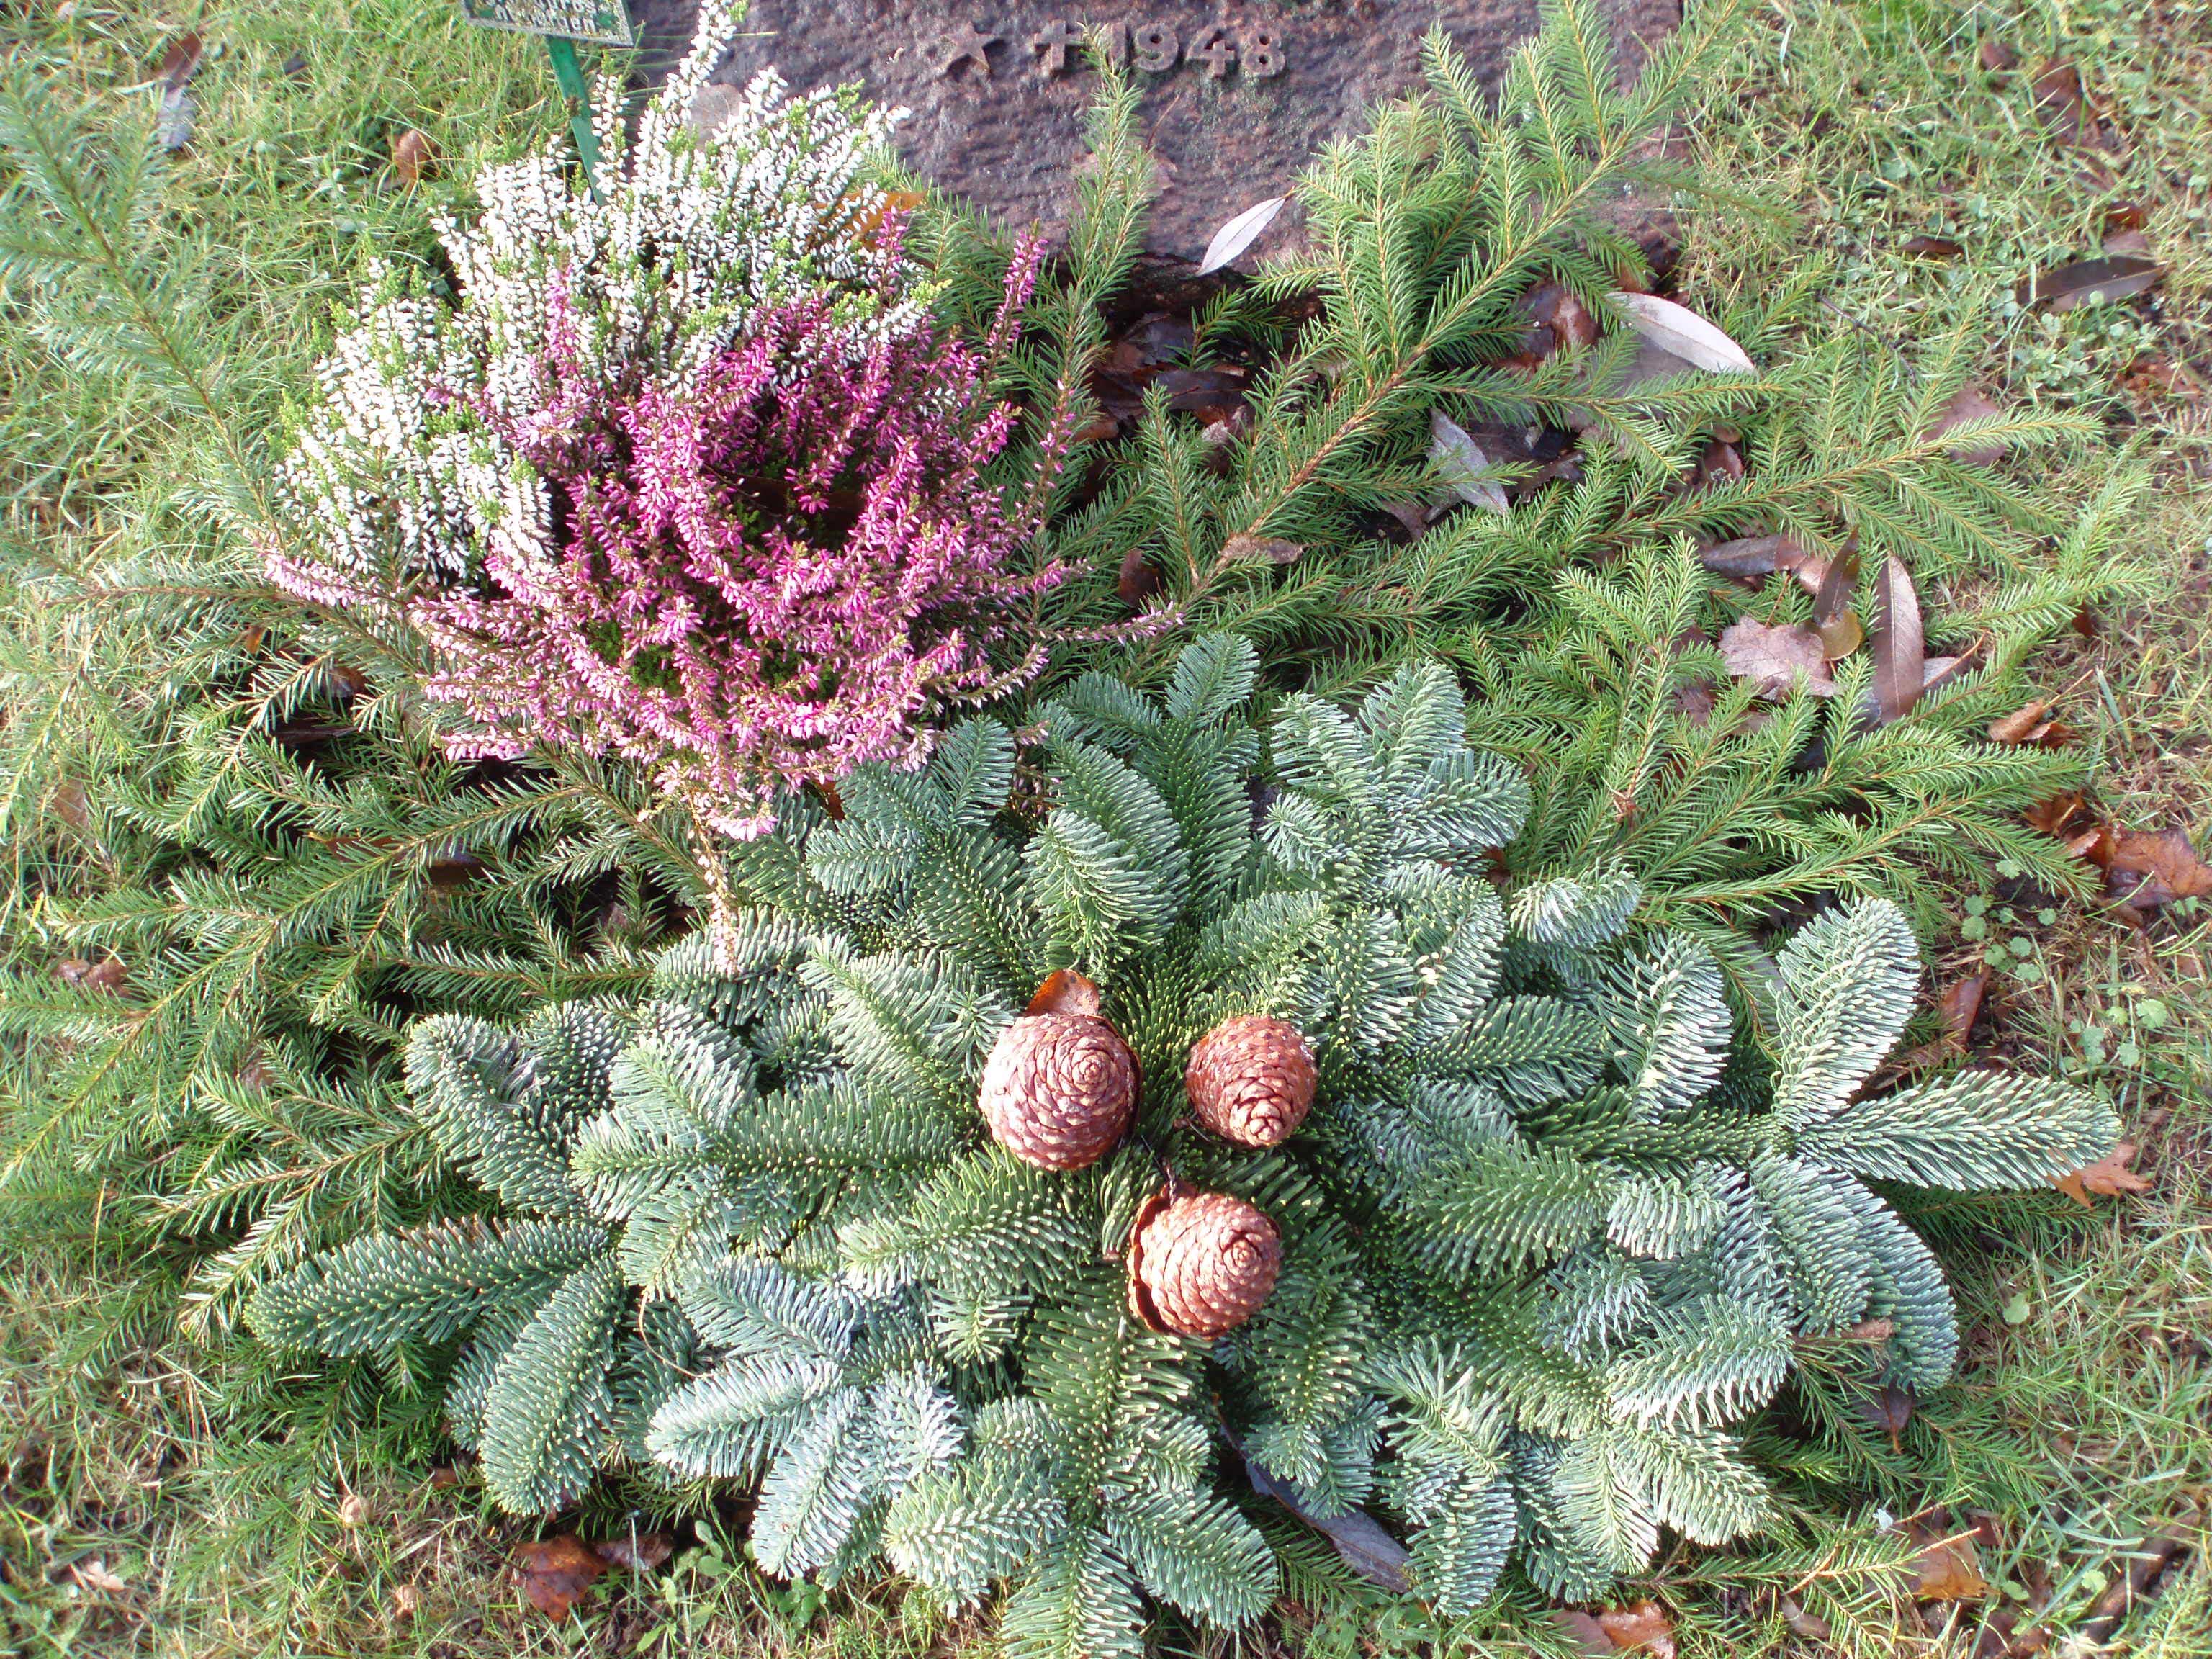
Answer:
(1006, 0, 2131, 941)
(253, 639, 2117, 1648)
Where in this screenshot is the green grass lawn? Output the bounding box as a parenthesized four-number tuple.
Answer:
(2, 1, 2208, 1654)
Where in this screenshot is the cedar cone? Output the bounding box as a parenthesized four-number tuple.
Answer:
(1125, 1187, 1282, 1339)
(979, 1012, 1137, 1171)
(1184, 1014, 1316, 1147)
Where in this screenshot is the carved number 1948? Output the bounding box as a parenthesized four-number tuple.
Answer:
(1040, 20, 1288, 80)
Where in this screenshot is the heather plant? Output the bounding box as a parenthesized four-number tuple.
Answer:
(267, 3, 1105, 838)
(415, 256, 1062, 839)
(273, 0, 917, 610)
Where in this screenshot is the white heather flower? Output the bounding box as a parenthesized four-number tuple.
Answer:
(275, 0, 917, 606)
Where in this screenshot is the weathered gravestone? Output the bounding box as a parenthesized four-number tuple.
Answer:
(629, 0, 1679, 280)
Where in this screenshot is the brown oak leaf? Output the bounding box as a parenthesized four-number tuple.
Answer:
(1909, 1527, 1988, 1601)
(514, 1534, 606, 1622)
(1593, 1599, 1677, 1658)
(1719, 618, 1837, 699)
(2100, 828, 2212, 909)
(2052, 1141, 2151, 1206)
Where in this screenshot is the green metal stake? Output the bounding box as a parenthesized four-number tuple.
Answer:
(543, 35, 602, 196)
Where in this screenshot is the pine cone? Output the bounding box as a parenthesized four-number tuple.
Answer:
(1184, 1014, 1316, 1148)
(1125, 1188, 1281, 1339)
(979, 1012, 1137, 1171)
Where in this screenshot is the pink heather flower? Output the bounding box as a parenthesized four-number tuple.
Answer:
(410, 243, 1058, 838)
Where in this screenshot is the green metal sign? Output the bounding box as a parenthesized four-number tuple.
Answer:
(459, 1, 634, 45)
(458, 1, 633, 192)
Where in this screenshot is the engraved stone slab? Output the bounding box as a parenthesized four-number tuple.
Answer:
(630, 0, 1678, 271)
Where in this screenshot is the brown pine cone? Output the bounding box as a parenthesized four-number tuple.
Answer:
(1125, 1187, 1282, 1339)
(1184, 1014, 1316, 1148)
(979, 1012, 1137, 1171)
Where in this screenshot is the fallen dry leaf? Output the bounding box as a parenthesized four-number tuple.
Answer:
(1429, 411, 1511, 516)
(2024, 791, 2093, 840)
(151, 31, 202, 153)
(593, 1531, 674, 1572)
(1899, 235, 1964, 258)
(2100, 827, 2212, 909)
(1672, 681, 1718, 727)
(2052, 1141, 2151, 1206)
(1921, 655, 1972, 696)
(156, 32, 204, 89)
(1869, 556, 1924, 724)
(1197, 195, 1287, 275)
(2032, 254, 2162, 312)
(1859, 1382, 1916, 1449)
(1218, 533, 1303, 565)
(1938, 969, 1990, 1049)
(1699, 533, 1820, 588)
(338, 1493, 370, 1526)
(1550, 1609, 1614, 1657)
(1693, 436, 1744, 488)
(1897, 968, 1989, 1074)
(1926, 385, 2010, 467)
(64, 1557, 130, 1594)
(1988, 700, 2051, 745)
(1779, 1596, 1833, 1640)
(1593, 1599, 1677, 1658)
(1719, 618, 1836, 699)
(2119, 354, 2200, 400)
(1986, 698, 2079, 749)
(1817, 608, 1863, 661)
(514, 1534, 606, 1622)
(1613, 292, 1755, 373)
(55, 957, 127, 994)
(1026, 968, 1103, 1020)
(1909, 1527, 1989, 1601)
(1116, 546, 1163, 605)
(2080, 1527, 2191, 1643)
(392, 128, 434, 184)
(1499, 279, 1601, 368)
(2030, 60, 2092, 145)
(1979, 38, 2019, 73)
(852, 189, 925, 249)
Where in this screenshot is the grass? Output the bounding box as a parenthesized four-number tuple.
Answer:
(1, 0, 2208, 1654)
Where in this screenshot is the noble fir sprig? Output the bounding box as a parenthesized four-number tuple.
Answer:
(251, 637, 2117, 1653)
